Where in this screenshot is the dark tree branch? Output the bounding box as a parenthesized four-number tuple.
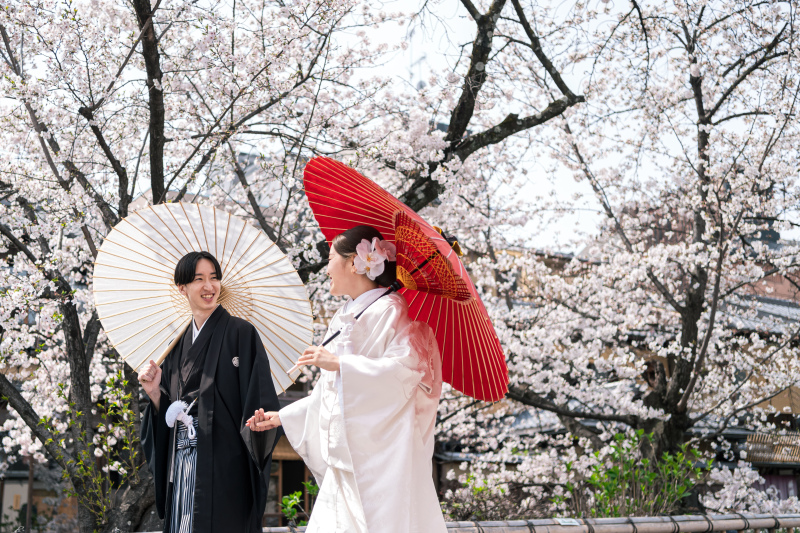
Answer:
(0, 374, 75, 470)
(558, 413, 605, 450)
(82, 311, 101, 368)
(131, 0, 166, 205)
(510, 0, 578, 99)
(676, 218, 741, 412)
(630, 0, 651, 90)
(397, 0, 583, 213)
(506, 385, 641, 426)
(445, 0, 507, 144)
(78, 107, 131, 218)
(454, 96, 584, 161)
(704, 25, 788, 120)
(712, 110, 771, 125)
(459, 0, 481, 20)
(0, 222, 38, 264)
(226, 143, 281, 244)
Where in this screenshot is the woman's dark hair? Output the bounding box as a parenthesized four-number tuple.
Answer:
(174, 251, 223, 285)
(332, 225, 397, 287)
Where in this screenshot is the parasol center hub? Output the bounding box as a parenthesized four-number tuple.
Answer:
(396, 266, 418, 291)
(217, 283, 254, 320)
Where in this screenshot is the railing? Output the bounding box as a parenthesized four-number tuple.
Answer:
(254, 513, 800, 533)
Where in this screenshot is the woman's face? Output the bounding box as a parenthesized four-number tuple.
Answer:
(326, 246, 354, 297)
(178, 258, 221, 314)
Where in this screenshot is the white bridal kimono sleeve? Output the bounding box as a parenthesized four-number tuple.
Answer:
(279, 290, 447, 533)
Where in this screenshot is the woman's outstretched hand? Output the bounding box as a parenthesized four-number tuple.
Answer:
(295, 345, 340, 372)
(246, 409, 281, 431)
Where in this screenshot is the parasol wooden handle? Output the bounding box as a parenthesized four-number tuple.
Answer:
(135, 319, 191, 373)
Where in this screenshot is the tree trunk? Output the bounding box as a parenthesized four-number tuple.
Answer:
(640, 413, 691, 461)
(103, 471, 156, 533)
(77, 499, 98, 533)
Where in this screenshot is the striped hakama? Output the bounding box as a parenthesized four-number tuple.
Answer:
(169, 419, 198, 533)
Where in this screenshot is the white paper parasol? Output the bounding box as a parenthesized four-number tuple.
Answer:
(92, 203, 312, 393)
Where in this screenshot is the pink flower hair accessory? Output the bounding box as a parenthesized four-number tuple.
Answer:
(353, 237, 395, 280)
(374, 238, 396, 262)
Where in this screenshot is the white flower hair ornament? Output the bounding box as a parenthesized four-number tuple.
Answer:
(353, 237, 396, 280)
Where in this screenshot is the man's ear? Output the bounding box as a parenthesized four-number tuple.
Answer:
(178, 284, 187, 297)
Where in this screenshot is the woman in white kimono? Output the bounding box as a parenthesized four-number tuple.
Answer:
(247, 225, 447, 533)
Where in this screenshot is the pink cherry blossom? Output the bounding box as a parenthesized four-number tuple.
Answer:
(354, 238, 388, 280)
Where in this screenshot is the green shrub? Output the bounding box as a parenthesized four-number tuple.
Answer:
(557, 430, 707, 517)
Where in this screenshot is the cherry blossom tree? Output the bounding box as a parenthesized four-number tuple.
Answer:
(5, 0, 795, 526)
(434, 0, 800, 518)
(0, 0, 587, 529)
(0, 0, 397, 529)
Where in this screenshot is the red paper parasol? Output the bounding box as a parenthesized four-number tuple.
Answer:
(304, 157, 508, 401)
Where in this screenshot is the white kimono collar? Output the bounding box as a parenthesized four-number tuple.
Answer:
(341, 287, 387, 316)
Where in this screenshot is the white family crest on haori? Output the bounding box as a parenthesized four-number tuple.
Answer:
(92, 203, 313, 393)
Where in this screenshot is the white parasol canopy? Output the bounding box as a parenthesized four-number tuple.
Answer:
(93, 203, 312, 393)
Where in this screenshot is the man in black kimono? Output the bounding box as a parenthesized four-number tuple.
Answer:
(139, 251, 281, 532)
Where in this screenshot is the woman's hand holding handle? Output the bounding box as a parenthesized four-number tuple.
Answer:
(293, 345, 340, 372)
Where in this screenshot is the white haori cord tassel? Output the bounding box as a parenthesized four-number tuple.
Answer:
(165, 399, 197, 439)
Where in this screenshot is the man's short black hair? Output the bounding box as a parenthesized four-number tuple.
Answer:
(174, 251, 223, 285)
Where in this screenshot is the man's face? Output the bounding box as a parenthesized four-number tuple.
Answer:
(178, 258, 221, 314)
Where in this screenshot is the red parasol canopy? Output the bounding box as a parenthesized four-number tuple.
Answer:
(304, 156, 508, 401)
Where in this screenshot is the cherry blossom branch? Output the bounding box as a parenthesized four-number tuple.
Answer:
(0, 373, 75, 470)
(0, 23, 113, 243)
(704, 24, 788, 120)
(84, 0, 164, 113)
(720, 267, 780, 299)
(702, 1, 772, 34)
(279, 40, 330, 244)
(564, 121, 684, 314)
(168, 27, 331, 203)
(694, 380, 800, 442)
(226, 142, 280, 244)
(509, 0, 578, 99)
(691, 323, 800, 425)
(77, 107, 131, 218)
(676, 209, 745, 413)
